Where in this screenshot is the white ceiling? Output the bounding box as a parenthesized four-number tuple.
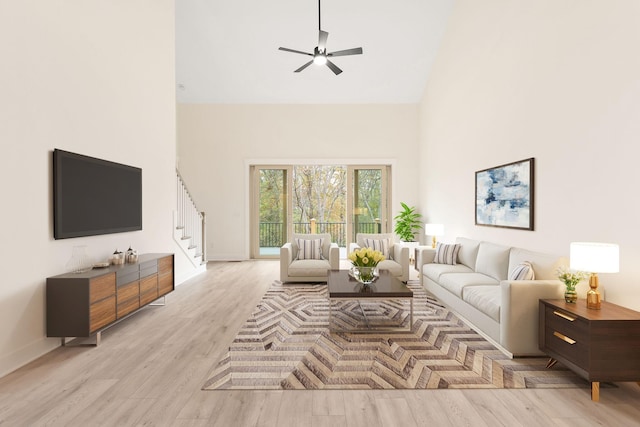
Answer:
(175, 0, 454, 104)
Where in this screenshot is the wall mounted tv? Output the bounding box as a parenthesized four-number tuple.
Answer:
(53, 149, 142, 239)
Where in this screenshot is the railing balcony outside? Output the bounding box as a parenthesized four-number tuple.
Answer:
(259, 221, 382, 248)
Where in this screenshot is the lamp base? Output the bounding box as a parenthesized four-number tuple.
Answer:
(431, 236, 437, 249)
(586, 273, 601, 310)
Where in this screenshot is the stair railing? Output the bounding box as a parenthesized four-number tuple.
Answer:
(176, 170, 206, 265)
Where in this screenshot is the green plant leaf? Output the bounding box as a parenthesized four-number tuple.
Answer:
(393, 202, 422, 241)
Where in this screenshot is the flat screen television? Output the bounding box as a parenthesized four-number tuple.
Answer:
(53, 149, 142, 239)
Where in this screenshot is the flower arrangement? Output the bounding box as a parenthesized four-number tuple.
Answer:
(348, 248, 385, 284)
(348, 247, 385, 267)
(556, 266, 588, 291)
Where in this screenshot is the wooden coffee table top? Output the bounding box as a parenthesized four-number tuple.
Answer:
(328, 269, 413, 298)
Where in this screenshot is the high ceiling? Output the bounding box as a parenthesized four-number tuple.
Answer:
(175, 0, 454, 104)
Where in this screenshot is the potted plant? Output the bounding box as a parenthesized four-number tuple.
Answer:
(556, 266, 588, 303)
(394, 202, 422, 243)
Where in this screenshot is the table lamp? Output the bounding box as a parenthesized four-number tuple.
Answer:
(424, 224, 444, 248)
(569, 242, 619, 310)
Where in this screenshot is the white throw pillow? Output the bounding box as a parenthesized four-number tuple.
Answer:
(363, 238, 391, 258)
(509, 262, 535, 280)
(434, 243, 461, 265)
(295, 238, 324, 260)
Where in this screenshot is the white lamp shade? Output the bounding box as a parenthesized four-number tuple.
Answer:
(570, 242, 619, 273)
(424, 223, 444, 236)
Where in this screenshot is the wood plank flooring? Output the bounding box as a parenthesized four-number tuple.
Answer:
(1, 260, 640, 426)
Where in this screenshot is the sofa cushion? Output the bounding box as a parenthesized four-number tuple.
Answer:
(462, 286, 501, 321)
(295, 238, 324, 260)
(509, 261, 535, 280)
(288, 259, 332, 277)
(363, 238, 391, 258)
(423, 263, 473, 283)
(455, 237, 481, 269)
(357, 233, 395, 258)
(434, 243, 461, 265)
(376, 259, 402, 277)
(438, 273, 499, 298)
(475, 242, 511, 281)
(509, 248, 565, 280)
(292, 233, 332, 259)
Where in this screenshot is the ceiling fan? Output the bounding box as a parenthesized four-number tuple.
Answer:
(278, 0, 363, 75)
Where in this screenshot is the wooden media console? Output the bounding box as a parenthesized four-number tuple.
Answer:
(46, 253, 174, 345)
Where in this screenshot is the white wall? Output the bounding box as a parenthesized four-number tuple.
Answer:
(0, 1, 183, 377)
(419, 0, 640, 309)
(177, 104, 420, 259)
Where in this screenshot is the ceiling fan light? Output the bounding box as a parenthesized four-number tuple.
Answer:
(313, 54, 327, 66)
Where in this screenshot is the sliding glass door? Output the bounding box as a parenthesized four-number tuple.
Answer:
(292, 165, 347, 246)
(251, 164, 390, 258)
(251, 166, 291, 258)
(348, 166, 390, 242)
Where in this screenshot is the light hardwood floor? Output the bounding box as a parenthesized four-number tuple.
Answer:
(1, 261, 640, 426)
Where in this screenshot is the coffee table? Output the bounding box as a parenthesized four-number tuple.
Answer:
(327, 269, 414, 332)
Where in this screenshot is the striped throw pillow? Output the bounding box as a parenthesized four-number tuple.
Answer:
(509, 262, 535, 280)
(434, 243, 461, 265)
(363, 238, 391, 258)
(295, 238, 324, 260)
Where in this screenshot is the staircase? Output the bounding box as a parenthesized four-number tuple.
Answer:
(174, 170, 206, 267)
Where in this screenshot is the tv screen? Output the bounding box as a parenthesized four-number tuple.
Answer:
(53, 149, 142, 239)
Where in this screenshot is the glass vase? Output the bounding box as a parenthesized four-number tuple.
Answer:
(564, 288, 577, 303)
(351, 266, 378, 286)
(66, 245, 93, 273)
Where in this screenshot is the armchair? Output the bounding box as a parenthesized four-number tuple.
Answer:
(349, 233, 410, 282)
(280, 233, 339, 283)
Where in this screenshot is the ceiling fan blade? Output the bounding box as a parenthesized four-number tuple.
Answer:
(318, 30, 328, 52)
(325, 59, 343, 75)
(294, 60, 314, 73)
(279, 47, 313, 56)
(328, 47, 363, 57)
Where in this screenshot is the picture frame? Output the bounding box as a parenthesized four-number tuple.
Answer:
(475, 158, 534, 230)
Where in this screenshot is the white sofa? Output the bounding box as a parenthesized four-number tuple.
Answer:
(349, 233, 410, 282)
(418, 237, 566, 356)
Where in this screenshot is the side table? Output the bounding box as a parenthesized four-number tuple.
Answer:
(539, 299, 640, 401)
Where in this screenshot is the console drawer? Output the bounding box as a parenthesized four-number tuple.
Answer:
(117, 281, 139, 318)
(90, 273, 116, 304)
(544, 306, 588, 343)
(140, 275, 158, 306)
(117, 270, 140, 287)
(158, 272, 173, 297)
(90, 295, 116, 332)
(544, 326, 589, 370)
(159, 256, 173, 274)
(140, 274, 158, 294)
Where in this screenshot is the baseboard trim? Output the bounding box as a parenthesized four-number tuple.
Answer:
(176, 262, 207, 286)
(0, 337, 59, 379)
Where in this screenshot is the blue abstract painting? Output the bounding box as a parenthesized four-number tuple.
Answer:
(475, 158, 534, 230)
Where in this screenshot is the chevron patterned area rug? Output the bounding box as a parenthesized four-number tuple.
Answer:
(203, 281, 588, 390)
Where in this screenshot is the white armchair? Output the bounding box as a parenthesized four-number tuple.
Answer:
(280, 233, 339, 283)
(349, 233, 410, 282)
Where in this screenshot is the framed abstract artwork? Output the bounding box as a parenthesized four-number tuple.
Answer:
(475, 158, 534, 230)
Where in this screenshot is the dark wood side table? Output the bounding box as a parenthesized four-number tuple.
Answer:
(539, 299, 640, 401)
